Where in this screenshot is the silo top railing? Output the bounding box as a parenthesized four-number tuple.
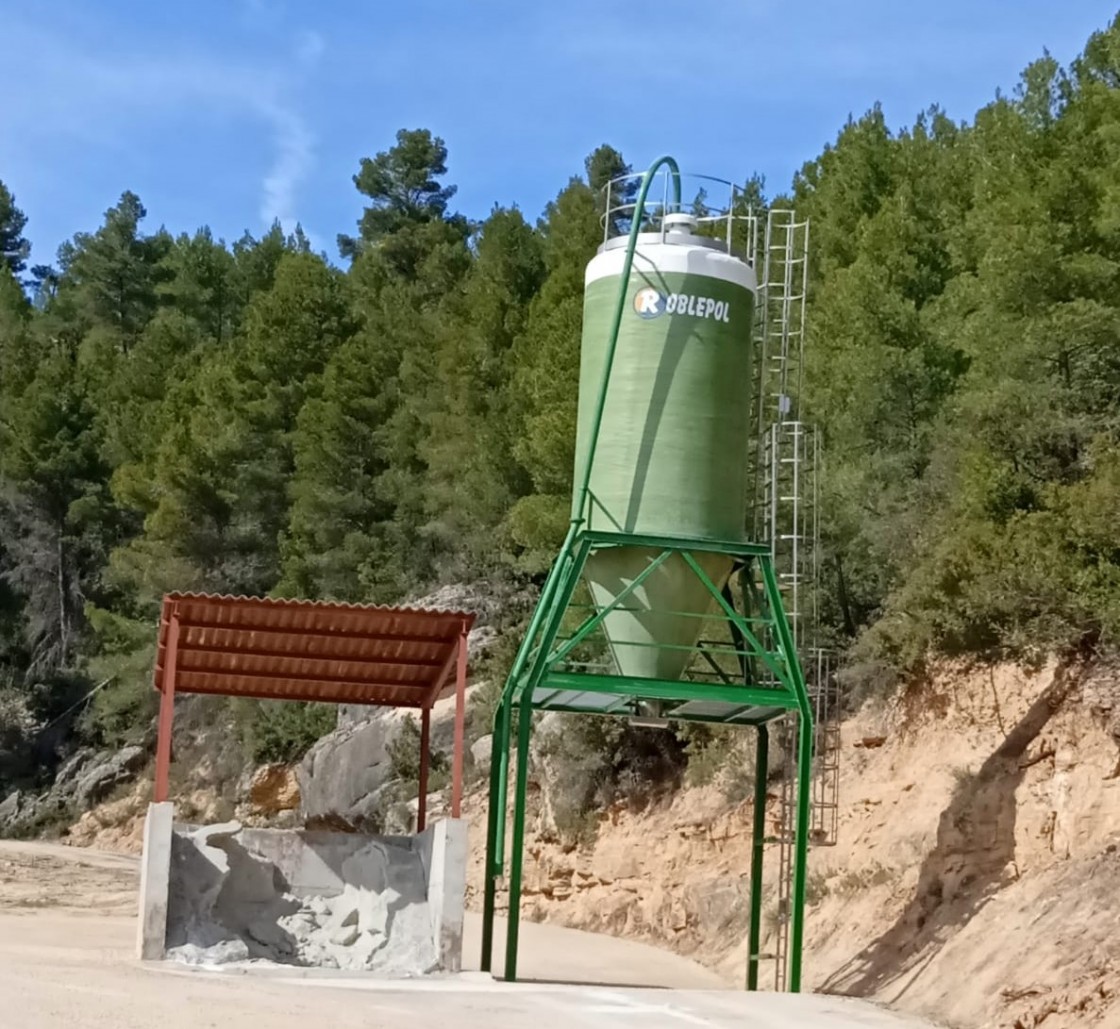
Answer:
(601, 169, 760, 265)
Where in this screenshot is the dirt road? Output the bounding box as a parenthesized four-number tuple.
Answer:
(0, 840, 936, 1028)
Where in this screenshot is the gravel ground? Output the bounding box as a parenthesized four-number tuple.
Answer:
(0, 840, 936, 1028)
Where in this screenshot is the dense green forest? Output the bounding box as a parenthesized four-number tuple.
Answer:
(2, 18, 1120, 782)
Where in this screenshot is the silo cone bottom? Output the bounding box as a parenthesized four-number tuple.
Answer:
(584, 547, 734, 683)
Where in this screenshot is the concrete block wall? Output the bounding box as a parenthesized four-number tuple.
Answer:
(135, 802, 467, 974)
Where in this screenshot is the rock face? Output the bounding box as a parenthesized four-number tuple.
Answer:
(470, 734, 493, 773)
(407, 578, 535, 664)
(298, 714, 395, 830)
(0, 790, 22, 832)
(303, 577, 523, 822)
(1, 743, 148, 836)
(70, 745, 146, 810)
(301, 680, 483, 830)
(248, 764, 300, 815)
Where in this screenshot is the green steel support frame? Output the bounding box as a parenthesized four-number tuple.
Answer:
(480, 529, 814, 991)
(480, 156, 813, 992)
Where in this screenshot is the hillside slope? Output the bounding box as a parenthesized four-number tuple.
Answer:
(55, 654, 1120, 1027)
(466, 658, 1120, 1029)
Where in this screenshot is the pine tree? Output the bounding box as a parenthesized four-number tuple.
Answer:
(53, 192, 170, 347)
(506, 149, 615, 564)
(0, 182, 30, 277)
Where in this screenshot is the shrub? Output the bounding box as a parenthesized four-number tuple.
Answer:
(80, 609, 159, 748)
(537, 714, 689, 844)
(231, 699, 336, 765)
(81, 673, 157, 748)
(0, 687, 37, 784)
(834, 862, 894, 897)
(388, 714, 449, 791)
(804, 869, 830, 906)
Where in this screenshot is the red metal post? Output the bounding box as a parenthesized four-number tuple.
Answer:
(154, 607, 180, 804)
(418, 707, 431, 832)
(451, 624, 468, 818)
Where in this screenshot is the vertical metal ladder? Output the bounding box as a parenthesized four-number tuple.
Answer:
(809, 649, 842, 847)
(750, 209, 842, 989)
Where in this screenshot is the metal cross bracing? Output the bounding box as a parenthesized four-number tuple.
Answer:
(479, 528, 815, 994)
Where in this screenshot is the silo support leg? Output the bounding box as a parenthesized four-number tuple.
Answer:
(480, 696, 511, 973)
(789, 709, 813, 992)
(503, 696, 533, 982)
(747, 724, 769, 991)
(756, 552, 813, 993)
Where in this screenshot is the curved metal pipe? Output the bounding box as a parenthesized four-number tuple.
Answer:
(573, 155, 682, 525)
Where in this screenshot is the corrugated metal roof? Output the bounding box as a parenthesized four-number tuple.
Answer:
(155, 592, 475, 708)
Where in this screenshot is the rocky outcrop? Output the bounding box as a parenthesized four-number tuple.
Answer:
(406, 577, 536, 668)
(71, 746, 147, 809)
(298, 714, 395, 830)
(301, 675, 483, 830)
(248, 764, 300, 815)
(0, 790, 23, 832)
(1, 744, 148, 837)
(470, 734, 492, 773)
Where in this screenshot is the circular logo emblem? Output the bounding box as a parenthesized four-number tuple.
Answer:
(633, 287, 665, 319)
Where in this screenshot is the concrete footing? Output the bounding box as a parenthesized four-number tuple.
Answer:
(136, 801, 174, 960)
(416, 818, 467, 971)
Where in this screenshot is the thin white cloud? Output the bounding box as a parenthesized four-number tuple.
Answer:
(259, 102, 315, 232)
(296, 30, 326, 68)
(1, 14, 321, 238)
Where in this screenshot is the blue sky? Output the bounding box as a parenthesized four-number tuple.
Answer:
(2, 0, 1116, 264)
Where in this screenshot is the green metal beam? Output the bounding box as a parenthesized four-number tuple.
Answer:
(758, 555, 813, 993)
(554, 636, 776, 657)
(533, 672, 799, 710)
(511, 539, 592, 702)
(492, 697, 513, 868)
(680, 551, 788, 686)
(483, 525, 583, 972)
(480, 694, 509, 973)
(747, 724, 769, 991)
(581, 528, 770, 558)
(564, 601, 776, 626)
(523, 701, 794, 726)
(504, 691, 534, 982)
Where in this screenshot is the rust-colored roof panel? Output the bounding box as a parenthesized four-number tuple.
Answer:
(155, 592, 475, 709)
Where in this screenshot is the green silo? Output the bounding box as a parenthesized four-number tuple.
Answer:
(573, 213, 757, 682)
